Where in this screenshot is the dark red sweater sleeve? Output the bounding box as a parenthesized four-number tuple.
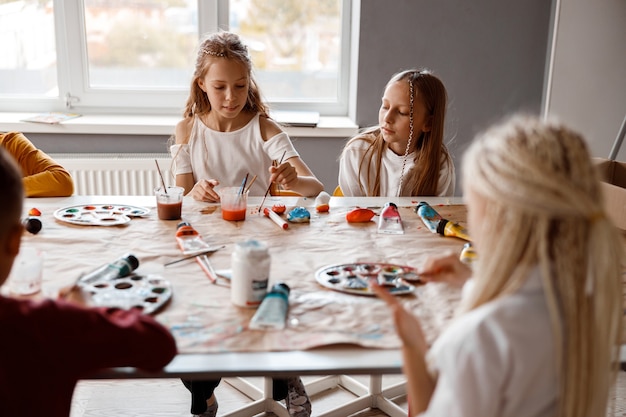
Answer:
(3, 297, 177, 377)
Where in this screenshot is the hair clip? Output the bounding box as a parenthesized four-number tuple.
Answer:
(201, 48, 225, 57)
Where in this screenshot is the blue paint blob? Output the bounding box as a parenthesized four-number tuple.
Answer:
(287, 206, 311, 223)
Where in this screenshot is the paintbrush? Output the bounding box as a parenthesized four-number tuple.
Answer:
(238, 173, 249, 195)
(258, 150, 287, 213)
(155, 159, 168, 194)
(164, 246, 225, 266)
(244, 174, 257, 194)
(198, 254, 218, 284)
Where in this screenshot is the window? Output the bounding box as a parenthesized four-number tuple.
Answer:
(0, 0, 352, 116)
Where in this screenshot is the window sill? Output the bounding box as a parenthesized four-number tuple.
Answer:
(0, 112, 359, 138)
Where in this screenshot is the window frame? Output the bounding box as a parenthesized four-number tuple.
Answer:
(0, 0, 352, 117)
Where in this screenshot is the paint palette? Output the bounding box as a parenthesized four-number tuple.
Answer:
(78, 273, 172, 315)
(315, 262, 420, 296)
(54, 204, 150, 226)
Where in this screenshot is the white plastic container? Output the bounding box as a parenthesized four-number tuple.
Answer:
(8, 247, 44, 295)
(230, 239, 270, 307)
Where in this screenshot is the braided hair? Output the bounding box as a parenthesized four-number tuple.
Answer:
(462, 115, 623, 417)
(343, 68, 451, 196)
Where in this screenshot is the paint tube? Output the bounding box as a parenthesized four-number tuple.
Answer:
(23, 207, 42, 234)
(414, 201, 442, 233)
(436, 218, 471, 241)
(459, 242, 477, 264)
(415, 201, 471, 241)
(377, 202, 404, 234)
(249, 282, 290, 330)
(22, 217, 42, 234)
(79, 254, 139, 285)
(176, 221, 212, 254)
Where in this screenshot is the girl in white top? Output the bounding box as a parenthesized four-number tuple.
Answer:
(374, 115, 623, 417)
(172, 31, 318, 417)
(172, 31, 323, 202)
(338, 69, 455, 197)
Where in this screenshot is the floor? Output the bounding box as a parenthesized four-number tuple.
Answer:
(70, 371, 626, 417)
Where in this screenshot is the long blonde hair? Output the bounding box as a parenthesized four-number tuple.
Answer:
(462, 115, 623, 416)
(182, 31, 269, 118)
(342, 69, 451, 196)
(170, 31, 270, 174)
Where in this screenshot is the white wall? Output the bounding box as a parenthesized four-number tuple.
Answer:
(545, 0, 626, 160)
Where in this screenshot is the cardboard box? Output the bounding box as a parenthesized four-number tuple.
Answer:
(594, 158, 626, 231)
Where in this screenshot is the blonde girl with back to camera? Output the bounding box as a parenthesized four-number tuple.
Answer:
(374, 115, 624, 416)
(171, 31, 315, 417)
(171, 31, 323, 202)
(338, 68, 455, 197)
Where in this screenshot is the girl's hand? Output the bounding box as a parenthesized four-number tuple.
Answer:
(58, 285, 89, 307)
(418, 251, 472, 288)
(371, 282, 428, 353)
(269, 162, 299, 190)
(190, 179, 220, 202)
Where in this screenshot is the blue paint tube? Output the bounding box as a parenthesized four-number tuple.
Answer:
(414, 202, 442, 233)
(249, 282, 290, 330)
(79, 254, 139, 285)
(415, 201, 471, 242)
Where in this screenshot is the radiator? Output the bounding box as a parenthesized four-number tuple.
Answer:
(50, 153, 174, 196)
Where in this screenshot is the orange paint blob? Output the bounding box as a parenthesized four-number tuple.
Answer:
(346, 208, 376, 223)
(316, 204, 330, 213)
(272, 203, 286, 214)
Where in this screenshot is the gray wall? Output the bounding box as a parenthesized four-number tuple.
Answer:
(25, 1, 554, 195)
(545, 0, 626, 161)
(356, 0, 552, 194)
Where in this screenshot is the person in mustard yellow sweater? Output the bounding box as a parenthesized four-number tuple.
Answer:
(0, 132, 74, 197)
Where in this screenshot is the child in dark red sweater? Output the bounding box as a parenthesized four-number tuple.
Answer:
(0, 147, 178, 417)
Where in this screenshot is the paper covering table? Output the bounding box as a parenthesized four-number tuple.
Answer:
(13, 195, 468, 417)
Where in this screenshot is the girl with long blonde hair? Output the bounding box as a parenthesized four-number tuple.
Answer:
(375, 115, 624, 416)
(338, 69, 455, 197)
(173, 31, 315, 417)
(171, 31, 323, 203)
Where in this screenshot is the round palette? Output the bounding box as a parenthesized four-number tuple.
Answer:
(315, 262, 420, 296)
(54, 204, 150, 226)
(78, 273, 172, 315)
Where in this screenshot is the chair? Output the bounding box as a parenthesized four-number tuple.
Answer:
(268, 182, 302, 197)
(270, 189, 302, 197)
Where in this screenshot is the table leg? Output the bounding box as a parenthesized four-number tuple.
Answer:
(223, 377, 289, 417)
(222, 375, 406, 417)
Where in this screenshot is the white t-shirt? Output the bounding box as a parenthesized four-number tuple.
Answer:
(170, 114, 299, 196)
(420, 270, 558, 417)
(338, 136, 455, 197)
